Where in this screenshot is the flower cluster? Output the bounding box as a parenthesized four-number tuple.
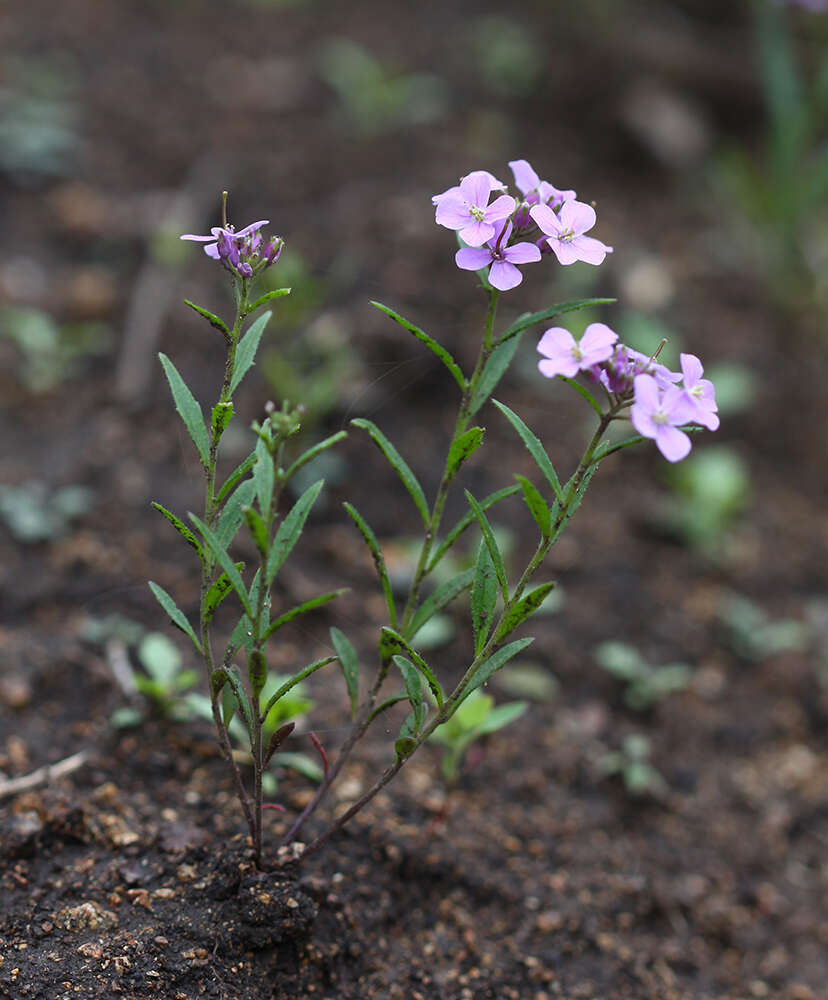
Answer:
(537, 324, 718, 462)
(433, 160, 613, 291)
(181, 220, 284, 279)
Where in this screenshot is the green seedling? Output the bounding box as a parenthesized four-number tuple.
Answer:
(719, 593, 810, 662)
(429, 689, 526, 787)
(599, 733, 667, 797)
(594, 641, 694, 710)
(0, 480, 94, 543)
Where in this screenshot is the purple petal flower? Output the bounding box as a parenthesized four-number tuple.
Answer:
(435, 170, 516, 247)
(180, 218, 281, 277)
(509, 159, 576, 212)
(455, 220, 541, 291)
(530, 201, 613, 266)
(537, 323, 618, 379)
(679, 353, 719, 431)
(630, 375, 697, 462)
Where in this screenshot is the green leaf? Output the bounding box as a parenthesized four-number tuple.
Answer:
(495, 582, 556, 642)
(445, 426, 484, 488)
(560, 375, 603, 418)
(475, 700, 527, 736)
(371, 300, 466, 392)
(514, 475, 551, 540)
(464, 490, 508, 602)
(211, 400, 234, 439)
(151, 502, 204, 559)
(224, 611, 254, 662)
(395, 735, 418, 759)
(330, 627, 359, 719)
(246, 287, 291, 315)
(591, 434, 646, 462)
(205, 561, 245, 623)
(380, 627, 443, 708)
(265, 479, 324, 586)
(393, 655, 425, 733)
(408, 568, 474, 638)
(493, 400, 564, 504)
(215, 478, 256, 551)
(284, 431, 348, 482)
(229, 311, 271, 396)
(243, 505, 269, 556)
(263, 589, 348, 640)
(184, 299, 230, 336)
(496, 298, 616, 347)
(471, 539, 498, 656)
(351, 418, 429, 528)
(158, 353, 210, 467)
(458, 637, 535, 703)
(342, 503, 397, 627)
(253, 435, 275, 517)
(223, 665, 253, 739)
(427, 485, 520, 573)
(189, 513, 253, 619)
(216, 452, 256, 505)
(469, 332, 523, 416)
(222, 682, 237, 731)
(259, 657, 337, 721)
(148, 581, 202, 653)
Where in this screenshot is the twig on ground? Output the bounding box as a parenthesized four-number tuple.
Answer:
(0, 750, 89, 800)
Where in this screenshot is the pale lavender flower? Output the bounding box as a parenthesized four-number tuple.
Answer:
(679, 353, 719, 430)
(537, 322, 618, 379)
(434, 170, 516, 247)
(181, 219, 283, 277)
(631, 374, 698, 462)
(593, 344, 679, 395)
(431, 170, 506, 205)
(508, 159, 576, 213)
(530, 201, 613, 266)
(455, 221, 541, 291)
(181, 220, 269, 260)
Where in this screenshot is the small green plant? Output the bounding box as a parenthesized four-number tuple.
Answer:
(599, 733, 667, 797)
(429, 689, 526, 786)
(594, 641, 694, 710)
(0, 480, 95, 543)
(719, 593, 810, 661)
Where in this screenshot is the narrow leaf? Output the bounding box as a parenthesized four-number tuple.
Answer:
(260, 657, 337, 721)
(343, 503, 397, 627)
(229, 311, 271, 396)
(409, 568, 474, 638)
(464, 490, 508, 602)
(148, 581, 202, 653)
(221, 682, 237, 731)
(215, 478, 256, 551)
(351, 418, 429, 528)
(495, 582, 556, 642)
(475, 700, 528, 736)
(471, 539, 498, 656)
(427, 485, 520, 573)
(380, 627, 443, 708)
(224, 665, 254, 739)
(371, 300, 466, 392)
(246, 287, 291, 315)
(284, 431, 348, 482)
(458, 637, 535, 703)
(330, 628, 359, 719)
(591, 434, 646, 462)
(158, 353, 210, 466)
(211, 400, 234, 439)
(265, 479, 324, 586)
(496, 298, 616, 347)
(264, 721, 296, 767)
(204, 562, 245, 623)
(263, 589, 348, 640)
(393, 655, 424, 728)
(216, 452, 256, 505)
(243, 506, 269, 556)
(445, 426, 484, 488)
(151, 502, 204, 559)
(514, 475, 551, 540)
(253, 435, 275, 517)
(189, 513, 253, 619)
(224, 611, 254, 662)
(469, 332, 523, 416)
(493, 400, 564, 504)
(184, 299, 230, 335)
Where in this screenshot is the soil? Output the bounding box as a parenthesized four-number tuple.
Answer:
(1, 1, 827, 999)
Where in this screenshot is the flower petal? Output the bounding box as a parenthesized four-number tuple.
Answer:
(455, 247, 494, 271)
(504, 241, 542, 264)
(570, 235, 612, 265)
(460, 170, 493, 208)
(485, 194, 516, 222)
(580, 323, 618, 357)
(537, 327, 576, 360)
(539, 356, 580, 379)
(655, 425, 692, 462)
(508, 159, 541, 195)
(529, 203, 561, 236)
(633, 373, 661, 411)
(436, 196, 471, 229)
(458, 220, 494, 247)
(559, 200, 597, 235)
(680, 353, 704, 386)
(488, 260, 523, 291)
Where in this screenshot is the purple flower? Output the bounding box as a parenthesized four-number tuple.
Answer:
(630, 374, 698, 462)
(537, 323, 618, 379)
(181, 220, 269, 260)
(181, 219, 283, 277)
(455, 221, 541, 291)
(593, 344, 679, 395)
(530, 201, 613, 266)
(679, 353, 719, 431)
(509, 159, 576, 213)
(434, 171, 516, 247)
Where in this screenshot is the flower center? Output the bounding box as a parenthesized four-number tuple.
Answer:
(652, 409, 668, 426)
(469, 204, 486, 222)
(559, 228, 574, 244)
(571, 345, 584, 362)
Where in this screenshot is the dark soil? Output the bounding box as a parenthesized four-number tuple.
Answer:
(1, 1, 827, 998)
